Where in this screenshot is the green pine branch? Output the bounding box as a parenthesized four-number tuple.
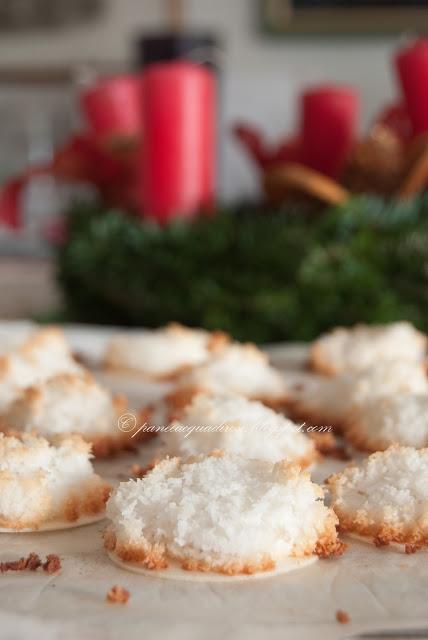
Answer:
(57, 195, 428, 343)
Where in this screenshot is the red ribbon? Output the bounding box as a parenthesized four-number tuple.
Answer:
(233, 122, 301, 172)
(0, 72, 142, 230)
(0, 133, 140, 230)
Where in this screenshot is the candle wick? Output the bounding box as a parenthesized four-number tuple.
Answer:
(165, 0, 185, 32)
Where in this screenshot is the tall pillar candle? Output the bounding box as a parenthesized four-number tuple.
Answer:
(396, 39, 428, 136)
(140, 61, 216, 222)
(300, 85, 359, 178)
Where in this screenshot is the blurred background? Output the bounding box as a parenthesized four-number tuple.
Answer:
(2, 0, 428, 340)
(0, 0, 419, 202)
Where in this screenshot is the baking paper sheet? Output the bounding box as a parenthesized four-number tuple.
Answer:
(0, 324, 427, 640)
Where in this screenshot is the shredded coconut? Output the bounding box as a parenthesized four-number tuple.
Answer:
(292, 360, 428, 426)
(329, 446, 428, 529)
(3, 372, 122, 438)
(0, 328, 82, 413)
(347, 393, 428, 450)
(312, 322, 426, 375)
(175, 344, 287, 400)
(0, 433, 108, 528)
(106, 453, 340, 569)
(164, 393, 315, 464)
(104, 324, 227, 377)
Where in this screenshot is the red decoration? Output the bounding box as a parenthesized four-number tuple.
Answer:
(233, 124, 271, 170)
(0, 165, 48, 230)
(234, 86, 359, 187)
(373, 102, 412, 144)
(80, 74, 142, 138)
(300, 85, 359, 178)
(0, 177, 26, 229)
(233, 124, 301, 171)
(4, 38, 428, 231)
(396, 39, 428, 136)
(140, 62, 216, 223)
(0, 72, 142, 230)
(269, 137, 302, 168)
(53, 133, 139, 211)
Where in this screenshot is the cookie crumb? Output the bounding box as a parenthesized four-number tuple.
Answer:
(336, 610, 350, 624)
(405, 544, 421, 554)
(107, 585, 130, 604)
(43, 554, 61, 574)
(374, 536, 389, 548)
(0, 552, 42, 573)
(0, 553, 61, 575)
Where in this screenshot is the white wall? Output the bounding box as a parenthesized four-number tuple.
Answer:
(0, 0, 403, 200)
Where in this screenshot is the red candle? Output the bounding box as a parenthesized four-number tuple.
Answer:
(80, 74, 142, 138)
(396, 39, 428, 136)
(140, 61, 216, 222)
(300, 85, 359, 178)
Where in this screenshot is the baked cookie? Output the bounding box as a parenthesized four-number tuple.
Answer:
(344, 393, 428, 452)
(328, 445, 428, 550)
(105, 452, 345, 577)
(162, 392, 317, 467)
(310, 322, 426, 376)
(0, 371, 144, 457)
(0, 327, 82, 413)
(289, 360, 428, 435)
(167, 343, 288, 417)
(103, 323, 229, 380)
(0, 320, 36, 355)
(0, 432, 110, 531)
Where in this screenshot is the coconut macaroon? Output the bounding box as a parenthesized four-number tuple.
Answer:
(289, 360, 428, 434)
(328, 446, 428, 550)
(105, 453, 345, 576)
(0, 432, 110, 531)
(0, 372, 141, 457)
(344, 393, 428, 453)
(163, 393, 317, 467)
(310, 322, 427, 376)
(167, 343, 288, 417)
(0, 320, 36, 355)
(103, 323, 229, 380)
(0, 327, 82, 414)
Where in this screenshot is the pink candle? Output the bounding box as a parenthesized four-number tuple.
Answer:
(140, 61, 216, 222)
(300, 85, 359, 178)
(396, 39, 428, 136)
(80, 74, 142, 138)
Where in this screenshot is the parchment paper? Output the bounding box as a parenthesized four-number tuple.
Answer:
(0, 324, 427, 640)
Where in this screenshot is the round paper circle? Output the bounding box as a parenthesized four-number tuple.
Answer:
(108, 551, 318, 582)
